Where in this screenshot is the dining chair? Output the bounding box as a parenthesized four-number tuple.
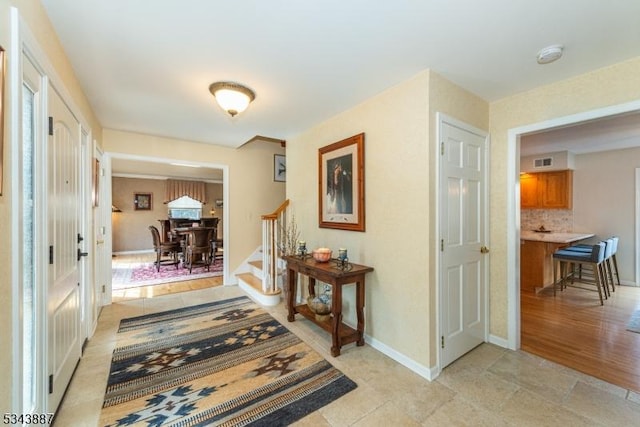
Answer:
(210, 239, 224, 266)
(185, 228, 214, 273)
(149, 225, 180, 271)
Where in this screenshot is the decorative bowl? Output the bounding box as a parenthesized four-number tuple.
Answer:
(312, 248, 332, 262)
(307, 294, 331, 321)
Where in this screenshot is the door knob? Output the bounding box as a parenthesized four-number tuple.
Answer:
(480, 246, 490, 254)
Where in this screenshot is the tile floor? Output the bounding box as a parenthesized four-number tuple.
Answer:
(54, 285, 640, 426)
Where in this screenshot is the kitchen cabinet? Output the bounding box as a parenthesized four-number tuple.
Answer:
(520, 170, 572, 209)
(520, 240, 567, 291)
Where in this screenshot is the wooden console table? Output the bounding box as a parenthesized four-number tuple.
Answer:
(283, 255, 374, 356)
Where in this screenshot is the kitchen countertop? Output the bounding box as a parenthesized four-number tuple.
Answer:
(520, 231, 595, 243)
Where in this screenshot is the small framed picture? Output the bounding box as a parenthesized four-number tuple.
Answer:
(134, 193, 152, 210)
(274, 154, 286, 182)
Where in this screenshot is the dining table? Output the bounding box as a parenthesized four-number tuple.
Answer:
(171, 226, 217, 264)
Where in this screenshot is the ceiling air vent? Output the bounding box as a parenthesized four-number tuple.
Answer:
(533, 157, 553, 168)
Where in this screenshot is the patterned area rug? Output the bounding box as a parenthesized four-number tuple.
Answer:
(627, 309, 640, 333)
(112, 261, 223, 290)
(100, 296, 357, 426)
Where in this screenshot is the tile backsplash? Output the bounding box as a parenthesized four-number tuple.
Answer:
(521, 209, 573, 232)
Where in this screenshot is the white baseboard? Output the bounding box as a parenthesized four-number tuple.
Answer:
(365, 334, 438, 381)
(113, 249, 154, 255)
(488, 334, 510, 349)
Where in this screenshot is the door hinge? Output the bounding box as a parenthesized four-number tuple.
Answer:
(49, 245, 54, 264)
(440, 239, 444, 252)
(48, 374, 53, 394)
(48, 117, 53, 136)
(441, 336, 445, 349)
(441, 142, 444, 155)
(102, 285, 106, 293)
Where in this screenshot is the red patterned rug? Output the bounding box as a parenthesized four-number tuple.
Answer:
(113, 261, 223, 290)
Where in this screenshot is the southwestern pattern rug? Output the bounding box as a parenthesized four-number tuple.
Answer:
(100, 296, 357, 426)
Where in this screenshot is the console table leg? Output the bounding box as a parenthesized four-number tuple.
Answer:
(331, 287, 343, 356)
(330, 312, 342, 357)
(286, 268, 296, 322)
(356, 279, 365, 346)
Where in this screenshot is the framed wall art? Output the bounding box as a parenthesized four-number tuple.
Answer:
(318, 133, 365, 232)
(274, 154, 286, 182)
(134, 192, 152, 210)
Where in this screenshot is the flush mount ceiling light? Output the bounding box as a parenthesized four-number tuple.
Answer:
(536, 44, 564, 64)
(209, 81, 256, 117)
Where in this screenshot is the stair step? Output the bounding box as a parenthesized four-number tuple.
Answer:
(248, 260, 263, 270)
(236, 273, 281, 296)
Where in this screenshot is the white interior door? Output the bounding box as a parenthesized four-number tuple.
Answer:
(440, 115, 489, 368)
(47, 87, 83, 412)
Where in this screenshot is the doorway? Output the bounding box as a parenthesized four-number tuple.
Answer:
(507, 99, 640, 350)
(13, 14, 96, 415)
(105, 153, 230, 301)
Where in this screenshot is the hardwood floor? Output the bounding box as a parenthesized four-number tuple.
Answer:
(521, 284, 640, 393)
(112, 253, 223, 302)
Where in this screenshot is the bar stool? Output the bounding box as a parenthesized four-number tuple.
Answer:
(609, 237, 621, 287)
(562, 237, 616, 296)
(553, 242, 606, 305)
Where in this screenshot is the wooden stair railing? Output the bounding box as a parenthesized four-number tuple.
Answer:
(261, 199, 290, 294)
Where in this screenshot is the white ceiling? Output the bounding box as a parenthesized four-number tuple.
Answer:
(520, 111, 640, 157)
(41, 0, 640, 152)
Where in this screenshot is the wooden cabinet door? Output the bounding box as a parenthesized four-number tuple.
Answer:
(540, 170, 572, 209)
(520, 173, 539, 208)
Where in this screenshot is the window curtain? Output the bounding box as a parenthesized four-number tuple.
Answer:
(164, 179, 207, 204)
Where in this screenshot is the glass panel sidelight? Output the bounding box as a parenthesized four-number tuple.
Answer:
(22, 84, 36, 412)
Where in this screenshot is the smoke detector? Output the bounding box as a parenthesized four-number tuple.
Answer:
(536, 45, 564, 64)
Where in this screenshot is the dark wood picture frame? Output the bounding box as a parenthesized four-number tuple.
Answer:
(134, 192, 152, 210)
(318, 133, 365, 231)
(274, 154, 286, 182)
(0, 45, 5, 196)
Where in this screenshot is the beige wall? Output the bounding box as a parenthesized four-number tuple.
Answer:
(286, 70, 489, 369)
(287, 72, 430, 366)
(112, 177, 223, 252)
(573, 147, 640, 284)
(104, 129, 285, 272)
(489, 56, 640, 339)
(1, 0, 103, 412)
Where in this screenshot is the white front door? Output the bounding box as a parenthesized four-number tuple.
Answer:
(439, 115, 489, 368)
(47, 87, 83, 412)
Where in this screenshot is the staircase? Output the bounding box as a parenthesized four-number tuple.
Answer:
(236, 200, 291, 306)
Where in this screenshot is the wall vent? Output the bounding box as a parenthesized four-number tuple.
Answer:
(533, 157, 553, 168)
